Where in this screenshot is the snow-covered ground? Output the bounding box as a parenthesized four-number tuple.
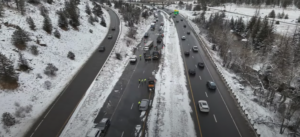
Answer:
(167, 4, 299, 35)
(147, 11, 196, 137)
(0, 1, 109, 136)
(60, 7, 154, 137)
(169, 5, 294, 137)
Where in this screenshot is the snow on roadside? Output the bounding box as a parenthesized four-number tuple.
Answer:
(0, 1, 109, 136)
(60, 8, 154, 137)
(147, 11, 196, 137)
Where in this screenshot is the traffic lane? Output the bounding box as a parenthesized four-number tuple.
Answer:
(177, 25, 242, 137)
(27, 10, 120, 137)
(177, 17, 256, 137)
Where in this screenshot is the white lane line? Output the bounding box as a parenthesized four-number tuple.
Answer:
(138, 84, 140, 88)
(143, 70, 145, 73)
(131, 103, 134, 109)
(121, 131, 124, 137)
(195, 65, 197, 68)
(199, 76, 201, 80)
(205, 92, 208, 97)
(213, 114, 218, 123)
(192, 56, 194, 58)
(198, 40, 243, 137)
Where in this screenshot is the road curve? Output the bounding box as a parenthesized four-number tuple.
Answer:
(25, 9, 120, 137)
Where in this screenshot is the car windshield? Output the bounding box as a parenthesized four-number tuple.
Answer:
(201, 102, 208, 107)
(194, 47, 198, 49)
(99, 47, 104, 49)
(210, 82, 216, 86)
(98, 122, 106, 127)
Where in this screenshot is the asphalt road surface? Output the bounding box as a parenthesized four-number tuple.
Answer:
(94, 12, 164, 137)
(25, 9, 120, 137)
(165, 9, 257, 137)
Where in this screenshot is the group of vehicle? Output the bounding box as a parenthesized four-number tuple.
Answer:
(98, 27, 116, 52)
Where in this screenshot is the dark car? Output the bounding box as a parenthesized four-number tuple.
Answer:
(157, 35, 163, 43)
(144, 33, 149, 38)
(176, 20, 179, 23)
(107, 34, 113, 39)
(183, 25, 186, 28)
(207, 81, 217, 90)
(173, 16, 176, 18)
(184, 51, 190, 56)
(198, 62, 205, 68)
(94, 118, 111, 137)
(98, 46, 105, 52)
(189, 69, 196, 75)
(111, 27, 115, 31)
(181, 19, 183, 21)
(187, 31, 190, 35)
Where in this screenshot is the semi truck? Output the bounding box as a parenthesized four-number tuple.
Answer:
(144, 40, 153, 50)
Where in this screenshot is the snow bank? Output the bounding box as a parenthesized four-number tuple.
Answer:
(0, 1, 109, 136)
(60, 7, 154, 137)
(147, 11, 196, 137)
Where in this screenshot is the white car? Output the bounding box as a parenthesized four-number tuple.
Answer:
(181, 36, 186, 40)
(198, 100, 209, 112)
(192, 46, 198, 52)
(130, 55, 137, 63)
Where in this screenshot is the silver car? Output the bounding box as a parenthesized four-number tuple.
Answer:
(192, 46, 198, 52)
(198, 100, 209, 112)
(181, 36, 186, 40)
(139, 99, 150, 111)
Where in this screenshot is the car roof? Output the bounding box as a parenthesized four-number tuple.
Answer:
(100, 118, 108, 123)
(209, 81, 216, 85)
(86, 128, 99, 137)
(193, 46, 198, 48)
(199, 100, 209, 107)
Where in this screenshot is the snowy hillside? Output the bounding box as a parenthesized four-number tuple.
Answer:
(167, 4, 300, 35)
(0, 0, 109, 136)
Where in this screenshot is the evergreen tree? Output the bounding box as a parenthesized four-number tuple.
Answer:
(40, 6, 48, 17)
(107, 1, 112, 7)
(100, 17, 106, 27)
(88, 15, 94, 25)
(27, 0, 40, 4)
(292, 29, 300, 67)
(43, 15, 53, 34)
(268, 10, 275, 18)
(85, 3, 91, 15)
(0, 53, 19, 87)
(58, 11, 68, 29)
(26, 16, 36, 30)
(11, 28, 30, 49)
(296, 1, 300, 9)
(47, 0, 53, 4)
(54, 29, 61, 38)
(229, 17, 234, 30)
(246, 16, 257, 33)
(0, 2, 4, 17)
(65, 1, 80, 28)
(19, 0, 25, 15)
(251, 17, 261, 44)
(94, 15, 99, 22)
(93, 3, 103, 17)
(284, 14, 289, 19)
(15, 0, 19, 10)
(256, 16, 274, 51)
(235, 17, 245, 33)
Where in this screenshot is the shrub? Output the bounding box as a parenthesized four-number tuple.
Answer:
(116, 53, 122, 60)
(276, 21, 280, 24)
(15, 105, 33, 118)
(54, 29, 61, 39)
(44, 63, 58, 76)
(268, 10, 275, 18)
(2, 112, 16, 126)
(193, 4, 201, 11)
(44, 80, 51, 90)
(67, 51, 75, 60)
(89, 29, 93, 33)
(30, 45, 39, 55)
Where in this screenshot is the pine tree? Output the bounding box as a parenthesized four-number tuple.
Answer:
(0, 53, 19, 88)
(88, 15, 94, 25)
(15, 0, 19, 10)
(229, 17, 234, 30)
(246, 16, 257, 33)
(58, 11, 68, 29)
(235, 17, 245, 33)
(93, 3, 103, 17)
(65, 1, 80, 28)
(19, 0, 25, 15)
(11, 28, 30, 49)
(284, 14, 289, 19)
(47, 0, 53, 4)
(100, 16, 106, 27)
(251, 17, 261, 45)
(94, 15, 99, 22)
(40, 6, 48, 17)
(43, 15, 52, 34)
(27, 0, 40, 4)
(26, 16, 36, 30)
(0, 2, 4, 17)
(268, 10, 275, 18)
(85, 3, 91, 15)
(256, 16, 274, 51)
(54, 29, 61, 38)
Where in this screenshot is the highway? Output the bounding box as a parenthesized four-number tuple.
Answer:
(94, 11, 164, 137)
(25, 9, 120, 137)
(164, 9, 257, 137)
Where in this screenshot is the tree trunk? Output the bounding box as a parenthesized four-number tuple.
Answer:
(280, 117, 286, 134)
